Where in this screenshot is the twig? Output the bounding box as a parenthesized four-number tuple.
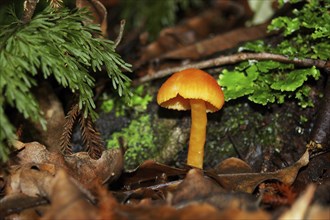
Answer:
(22, 0, 39, 23)
(135, 52, 329, 84)
(114, 20, 126, 48)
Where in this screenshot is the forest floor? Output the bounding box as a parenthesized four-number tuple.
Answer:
(1, 0, 329, 219)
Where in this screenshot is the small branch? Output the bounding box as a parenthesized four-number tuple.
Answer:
(135, 52, 329, 84)
(22, 0, 39, 23)
(114, 20, 126, 48)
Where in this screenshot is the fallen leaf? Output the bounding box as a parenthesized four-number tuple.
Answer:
(207, 150, 310, 193)
(113, 160, 188, 190)
(6, 163, 55, 197)
(13, 141, 124, 186)
(171, 169, 224, 205)
(41, 169, 97, 220)
(134, 1, 253, 69)
(171, 169, 259, 211)
(0, 192, 48, 218)
(213, 157, 253, 174)
(160, 23, 269, 61)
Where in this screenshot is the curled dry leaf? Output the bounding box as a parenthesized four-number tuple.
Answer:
(171, 169, 259, 211)
(110, 160, 187, 204)
(134, 0, 254, 69)
(113, 160, 188, 190)
(63, 149, 124, 186)
(0, 192, 48, 217)
(1, 163, 55, 218)
(14, 141, 123, 186)
(41, 169, 97, 220)
(213, 157, 253, 174)
(6, 163, 55, 197)
(206, 150, 310, 193)
(171, 169, 224, 205)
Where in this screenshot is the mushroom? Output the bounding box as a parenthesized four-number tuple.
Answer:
(157, 68, 224, 169)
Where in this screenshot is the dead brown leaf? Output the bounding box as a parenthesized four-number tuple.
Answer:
(160, 22, 269, 61)
(6, 163, 55, 197)
(170, 169, 260, 211)
(99, 196, 270, 220)
(41, 169, 97, 220)
(134, 1, 254, 69)
(171, 169, 224, 204)
(213, 157, 253, 174)
(206, 150, 310, 193)
(13, 141, 123, 186)
(113, 160, 188, 190)
(0, 192, 48, 218)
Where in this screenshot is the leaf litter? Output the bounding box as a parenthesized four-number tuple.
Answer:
(2, 141, 328, 219)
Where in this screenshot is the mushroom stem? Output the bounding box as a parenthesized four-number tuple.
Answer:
(187, 99, 207, 169)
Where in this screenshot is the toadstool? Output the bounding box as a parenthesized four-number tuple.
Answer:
(157, 68, 224, 169)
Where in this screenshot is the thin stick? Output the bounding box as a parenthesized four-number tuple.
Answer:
(114, 20, 126, 48)
(136, 52, 329, 84)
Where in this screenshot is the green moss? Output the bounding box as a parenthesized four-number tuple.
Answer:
(101, 84, 152, 117)
(107, 115, 155, 169)
(102, 84, 155, 169)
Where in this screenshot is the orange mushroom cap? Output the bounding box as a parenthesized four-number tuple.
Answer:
(157, 68, 224, 112)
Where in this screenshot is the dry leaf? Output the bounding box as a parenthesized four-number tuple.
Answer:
(207, 150, 310, 193)
(114, 160, 188, 190)
(134, 1, 254, 69)
(171, 169, 224, 205)
(6, 163, 55, 197)
(0, 193, 48, 218)
(160, 23, 269, 61)
(41, 169, 97, 220)
(14, 141, 124, 186)
(171, 169, 259, 211)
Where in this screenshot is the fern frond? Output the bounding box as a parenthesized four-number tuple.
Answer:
(0, 6, 132, 161)
(79, 115, 104, 159)
(60, 103, 80, 155)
